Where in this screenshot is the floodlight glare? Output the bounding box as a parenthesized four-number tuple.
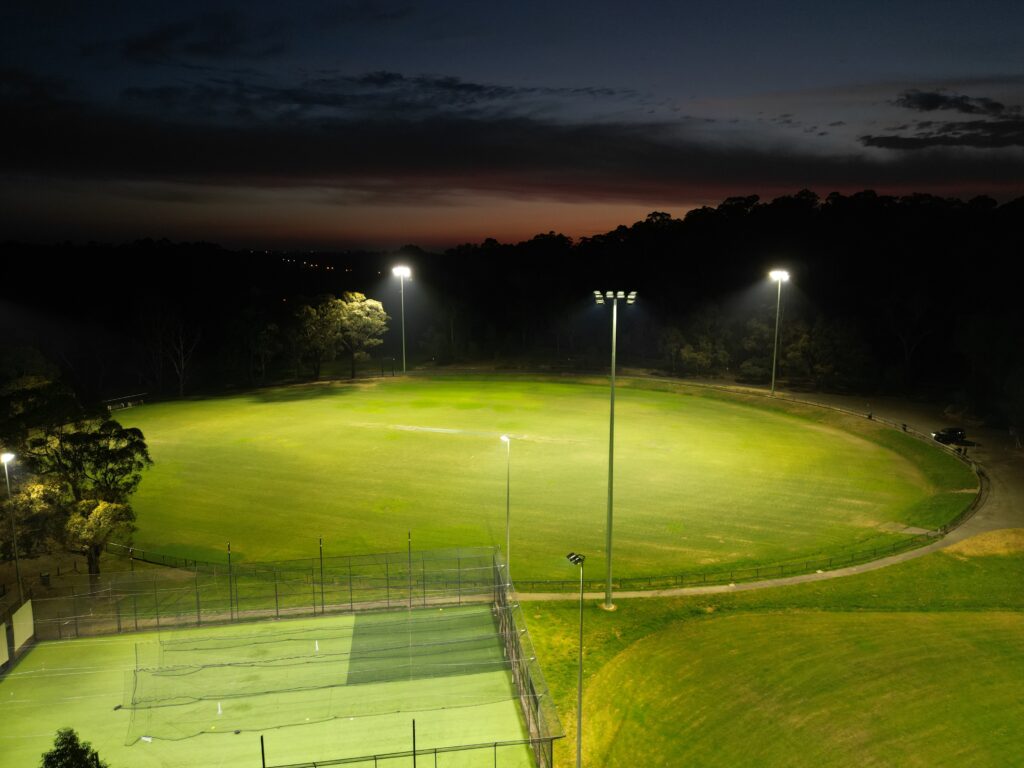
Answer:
(500, 434, 510, 443)
(2, 450, 21, 602)
(392, 266, 412, 373)
(769, 270, 790, 395)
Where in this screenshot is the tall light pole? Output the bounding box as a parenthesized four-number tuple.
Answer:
(593, 290, 635, 610)
(2, 452, 23, 602)
(769, 270, 789, 396)
(500, 434, 511, 582)
(392, 265, 411, 374)
(567, 552, 586, 768)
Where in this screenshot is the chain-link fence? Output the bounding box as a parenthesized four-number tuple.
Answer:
(29, 546, 500, 641)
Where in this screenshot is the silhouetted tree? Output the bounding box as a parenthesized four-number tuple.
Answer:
(40, 728, 108, 768)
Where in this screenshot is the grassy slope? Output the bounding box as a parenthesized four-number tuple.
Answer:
(119, 377, 972, 580)
(526, 530, 1024, 767)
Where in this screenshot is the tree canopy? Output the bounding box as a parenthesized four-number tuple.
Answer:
(40, 728, 108, 768)
(336, 292, 389, 379)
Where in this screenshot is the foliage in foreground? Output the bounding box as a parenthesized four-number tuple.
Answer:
(40, 728, 108, 768)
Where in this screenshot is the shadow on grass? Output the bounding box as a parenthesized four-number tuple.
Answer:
(245, 381, 365, 404)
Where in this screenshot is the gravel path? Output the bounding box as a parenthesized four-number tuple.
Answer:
(519, 385, 1024, 602)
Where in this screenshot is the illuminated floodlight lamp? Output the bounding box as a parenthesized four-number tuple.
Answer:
(392, 266, 412, 373)
(2, 451, 21, 602)
(768, 269, 791, 396)
(567, 552, 585, 565)
(593, 291, 604, 304)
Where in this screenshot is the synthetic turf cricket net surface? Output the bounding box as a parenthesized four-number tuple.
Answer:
(116, 549, 560, 767)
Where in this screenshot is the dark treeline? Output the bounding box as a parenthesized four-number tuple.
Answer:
(1, 189, 1021, 426)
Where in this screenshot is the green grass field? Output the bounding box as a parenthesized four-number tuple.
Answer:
(1, 607, 534, 768)
(119, 376, 975, 581)
(527, 529, 1024, 767)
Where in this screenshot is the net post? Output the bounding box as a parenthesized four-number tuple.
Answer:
(260, 734, 266, 768)
(311, 565, 316, 616)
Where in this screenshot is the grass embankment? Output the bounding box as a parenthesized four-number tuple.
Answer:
(119, 376, 974, 582)
(527, 529, 1024, 767)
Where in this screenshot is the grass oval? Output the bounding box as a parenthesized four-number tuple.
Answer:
(121, 377, 975, 580)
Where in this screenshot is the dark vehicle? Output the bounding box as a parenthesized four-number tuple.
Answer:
(931, 427, 966, 444)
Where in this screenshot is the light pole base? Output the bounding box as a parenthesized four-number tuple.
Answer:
(600, 602, 618, 612)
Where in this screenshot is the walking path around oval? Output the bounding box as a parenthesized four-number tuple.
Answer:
(518, 385, 1024, 602)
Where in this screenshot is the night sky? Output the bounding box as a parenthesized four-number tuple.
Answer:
(3, 1, 1022, 249)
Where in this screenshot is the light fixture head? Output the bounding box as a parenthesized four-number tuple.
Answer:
(769, 269, 790, 282)
(392, 265, 411, 278)
(567, 552, 585, 565)
(593, 290, 605, 305)
(627, 291, 637, 304)
(500, 434, 510, 443)
(0, 452, 13, 465)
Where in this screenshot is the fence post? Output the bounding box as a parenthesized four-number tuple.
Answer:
(115, 596, 121, 633)
(311, 566, 316, 616)
(348, 558, 354, 611)
(72, 585, 80, 638)
(194, 564, 201, 626)
(274, 568, 280, 619)
(154, 579, 160, 628)
(319, 538, 325, 615)
(133, 595, 138, 631)
(227, 543, 234, 622)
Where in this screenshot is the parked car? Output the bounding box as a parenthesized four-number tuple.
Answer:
(931, 427, 966, 444)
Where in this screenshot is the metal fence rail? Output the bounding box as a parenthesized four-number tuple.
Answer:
(263, 737, 554, 768)
(30, 548, 500, 641)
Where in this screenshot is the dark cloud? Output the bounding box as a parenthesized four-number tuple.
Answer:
(117, 71, 638, 123)
(894, 89, 1012, 117)
(85, 11, 288, 65)
(5, 71, 1024, 204)
(865, 89, 1024, 150)
(862, 118, 1024, 149)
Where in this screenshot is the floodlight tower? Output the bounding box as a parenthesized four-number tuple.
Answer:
(592, 290, 636, 610)
(769, 270, 790, 396)
(392, 265, 412, 373)
(2, 452, 23, 602)
(500, 434, 511, 582)
(567, 552, 586, 768)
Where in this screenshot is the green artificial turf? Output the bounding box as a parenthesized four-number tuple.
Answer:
(119, 376, 974, 581)
(0, 609, 532, 768)
(526, 531, 1024, 767)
